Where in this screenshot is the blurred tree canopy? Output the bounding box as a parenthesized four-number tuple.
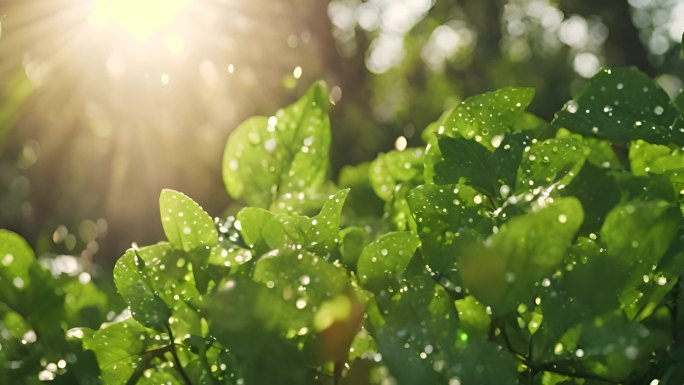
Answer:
(0, 0, 682, 265)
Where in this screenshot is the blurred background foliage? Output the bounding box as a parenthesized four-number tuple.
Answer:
(0, 0, 682, 266)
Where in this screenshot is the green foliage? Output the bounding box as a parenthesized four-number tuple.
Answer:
(3, 70, 684, 385)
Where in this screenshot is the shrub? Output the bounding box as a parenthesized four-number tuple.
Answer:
(2, 67, 684, 384)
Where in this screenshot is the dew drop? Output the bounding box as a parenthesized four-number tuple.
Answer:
(264, 138, 277, 153)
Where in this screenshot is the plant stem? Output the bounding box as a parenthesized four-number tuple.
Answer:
(166, 324, 194, 385)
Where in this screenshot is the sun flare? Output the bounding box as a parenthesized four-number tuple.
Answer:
(88, 0, 190, 40)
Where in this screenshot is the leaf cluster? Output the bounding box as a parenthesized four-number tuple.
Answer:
(3, 68, 684, 384)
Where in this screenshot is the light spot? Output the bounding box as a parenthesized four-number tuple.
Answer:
(394, 136, 408, 151)
(38, 370, 55, 381)
(293, 66, 303, 79)
(505, 272, 516, 283)
(2, 253, 13, 266)
(557, 214, 567, 223)
(182, 227, 192, 235)
(654, 105, 664, 116)
(264, 138, 277, 153)
(78, 272, 92, 284)
(624, 346, 639, 360)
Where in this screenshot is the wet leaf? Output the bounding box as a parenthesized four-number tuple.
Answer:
(0, 230, 35, 299)
(460, 198, 583, 313)
(357, 231, 420, 293)
(407, 184, 493, 280)
(516, 137, 585, 192)
(253, 249, 351, 330)
(159, 189, 218, 253)
(372, 275, 459, 385)
(263, 189, 349, 255)
(424, 88, 534, 183)
(339, 226, 370, 269)
(81, 318, 160, 385)
(629, 140, 684, 176)
(553, 67, 684, 146)
(222, 82, 331, 212)
(600, 200, 680, 285)
(113, 246, 172, 330)
(369, 149, 424, 201)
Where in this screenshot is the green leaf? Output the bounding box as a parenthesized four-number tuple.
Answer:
(460, 198, 583, 313)
(553, 67, 684, 146)
(236, 207, 275, 256)
(435, 136, 498, 196)
(600, 200, 680, 285)
(424, 88, 534, 183)
(113, 246, 172, 330)
(455, 296, 491, 338)
(81, 318, 160, 385)
(516, 137, 585, 192)
(576, 315, 669, 381)
(339, 226, 370, 269)
(369, 148, 424, 201)
(357, 231, 420, 293)
(562, 162, 620, 234)
(0, 230, 35, 297)
(137, 371, 182, 385)
(203, 280, 309, 385)
(159, 189, 218, 253)
(263, 189, 349, 255)
(407, 184, 493, 280)
(337, 162, 384, 221)
(629, 140, 684, 176)
(540, 238, 624, 334)
(373, 275, 459, 385)
(442, 87, 535, 150)
(447, 338, 518, 385)
(222, 82, 331, 211)
(253, 249, 351, 330)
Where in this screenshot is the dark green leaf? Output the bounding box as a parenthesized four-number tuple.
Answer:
(460, 198, 583, 313)
(424, 88, 534, 183)
(562, 162, 620, 234)
(435, 136, 498, 196)
(373, 275, 459, 385)
(553, 67, 684, 146)
(447, 338, 518, 385)
(407, 184, 493, 280)
(600, 200, 680, 286)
